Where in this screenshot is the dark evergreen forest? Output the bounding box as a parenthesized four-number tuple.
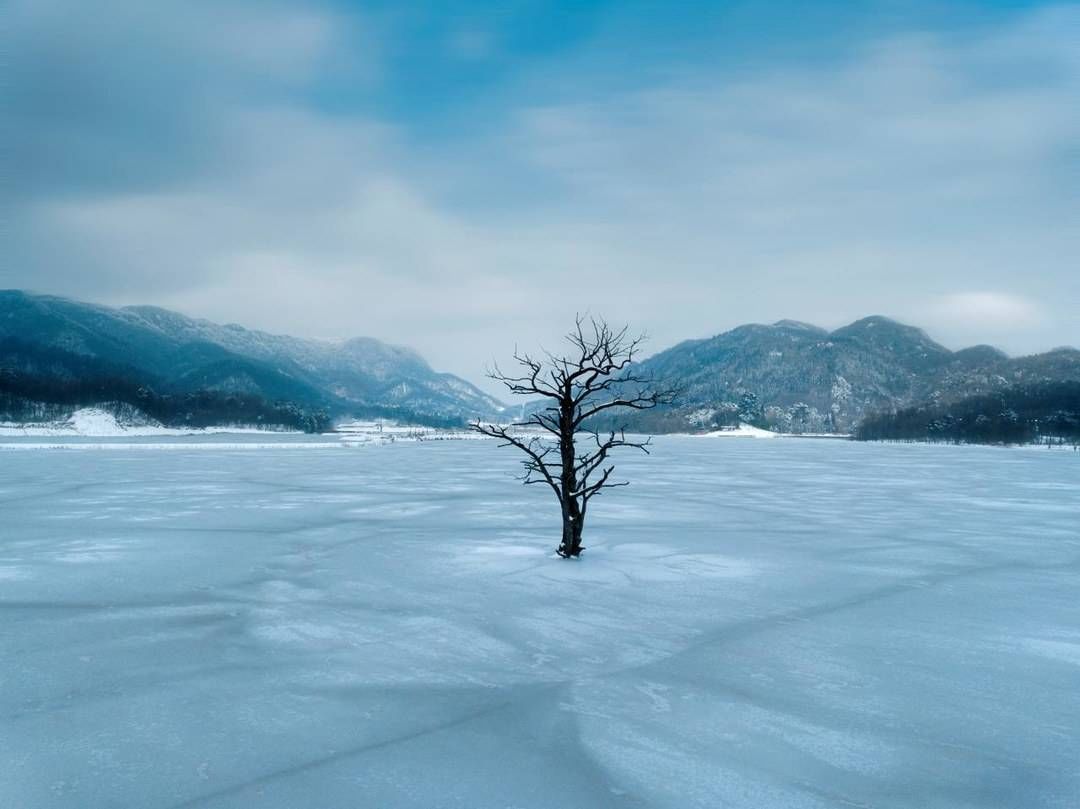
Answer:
(854, 381, 1080, 446)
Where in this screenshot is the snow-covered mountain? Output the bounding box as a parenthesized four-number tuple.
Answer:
(0, 290, 504, 424)
(5, 291, 1075, 434)
(623, 316, 1080, 433)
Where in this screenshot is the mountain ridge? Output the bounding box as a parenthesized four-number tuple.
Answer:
(623, 315, 1080, 433)
(3, 291, 1077, 433)
(0, 290, 504, 426)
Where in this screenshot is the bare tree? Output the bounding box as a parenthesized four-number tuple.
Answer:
(472, 316, 678, 558)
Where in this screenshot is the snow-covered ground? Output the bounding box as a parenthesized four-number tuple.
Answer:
(2, 438, 1078, 808)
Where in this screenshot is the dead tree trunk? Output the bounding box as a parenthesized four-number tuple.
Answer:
(557, 401, 581, 556)
(472, 316, 678, 558)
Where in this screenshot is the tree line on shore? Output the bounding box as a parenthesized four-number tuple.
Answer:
(854, 381, 1080, 446)
(0, 371, 332, 433)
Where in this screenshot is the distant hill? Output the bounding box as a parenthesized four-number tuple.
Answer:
(0, 291, 504, 429)
(616, 316, 1080, 433)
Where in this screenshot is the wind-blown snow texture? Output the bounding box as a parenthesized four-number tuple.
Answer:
(2, 438, 1078, 808)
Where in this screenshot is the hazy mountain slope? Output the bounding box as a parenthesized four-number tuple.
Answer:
(0, 291, 503, 422)
(122, 304, 503, 416)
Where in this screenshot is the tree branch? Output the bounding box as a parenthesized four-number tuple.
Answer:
(471, 421, 563, 503)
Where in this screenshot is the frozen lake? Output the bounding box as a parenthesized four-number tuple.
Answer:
(2, 437, 1078, 808)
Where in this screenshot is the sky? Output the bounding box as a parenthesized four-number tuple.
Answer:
(5, 0, 1078, 391)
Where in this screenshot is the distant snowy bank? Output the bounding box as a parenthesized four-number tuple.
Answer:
(0, 407, 302, 437)
(0, 409, 945, 444)
(698, 424, 777, 439)
(691, 424, 852, 439)
(0, 412, 485, 448)
(334, 419, 482, 446)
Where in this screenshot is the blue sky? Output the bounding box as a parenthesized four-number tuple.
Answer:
(5, 0, 1077, 387)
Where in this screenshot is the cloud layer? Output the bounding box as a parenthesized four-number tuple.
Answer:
(5, 1, 1077, 387)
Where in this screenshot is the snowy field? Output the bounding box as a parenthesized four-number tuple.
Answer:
(2, 437, 1078, 809)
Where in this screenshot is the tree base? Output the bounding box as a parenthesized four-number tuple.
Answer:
(556, 545, 584, 558)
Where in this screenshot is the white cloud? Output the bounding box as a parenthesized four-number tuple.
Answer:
(915, 292, 1048, 351)
(929, 292, 1041, 328)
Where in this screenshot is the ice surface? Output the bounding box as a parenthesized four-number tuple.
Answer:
(1, 437, 1078, 808)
